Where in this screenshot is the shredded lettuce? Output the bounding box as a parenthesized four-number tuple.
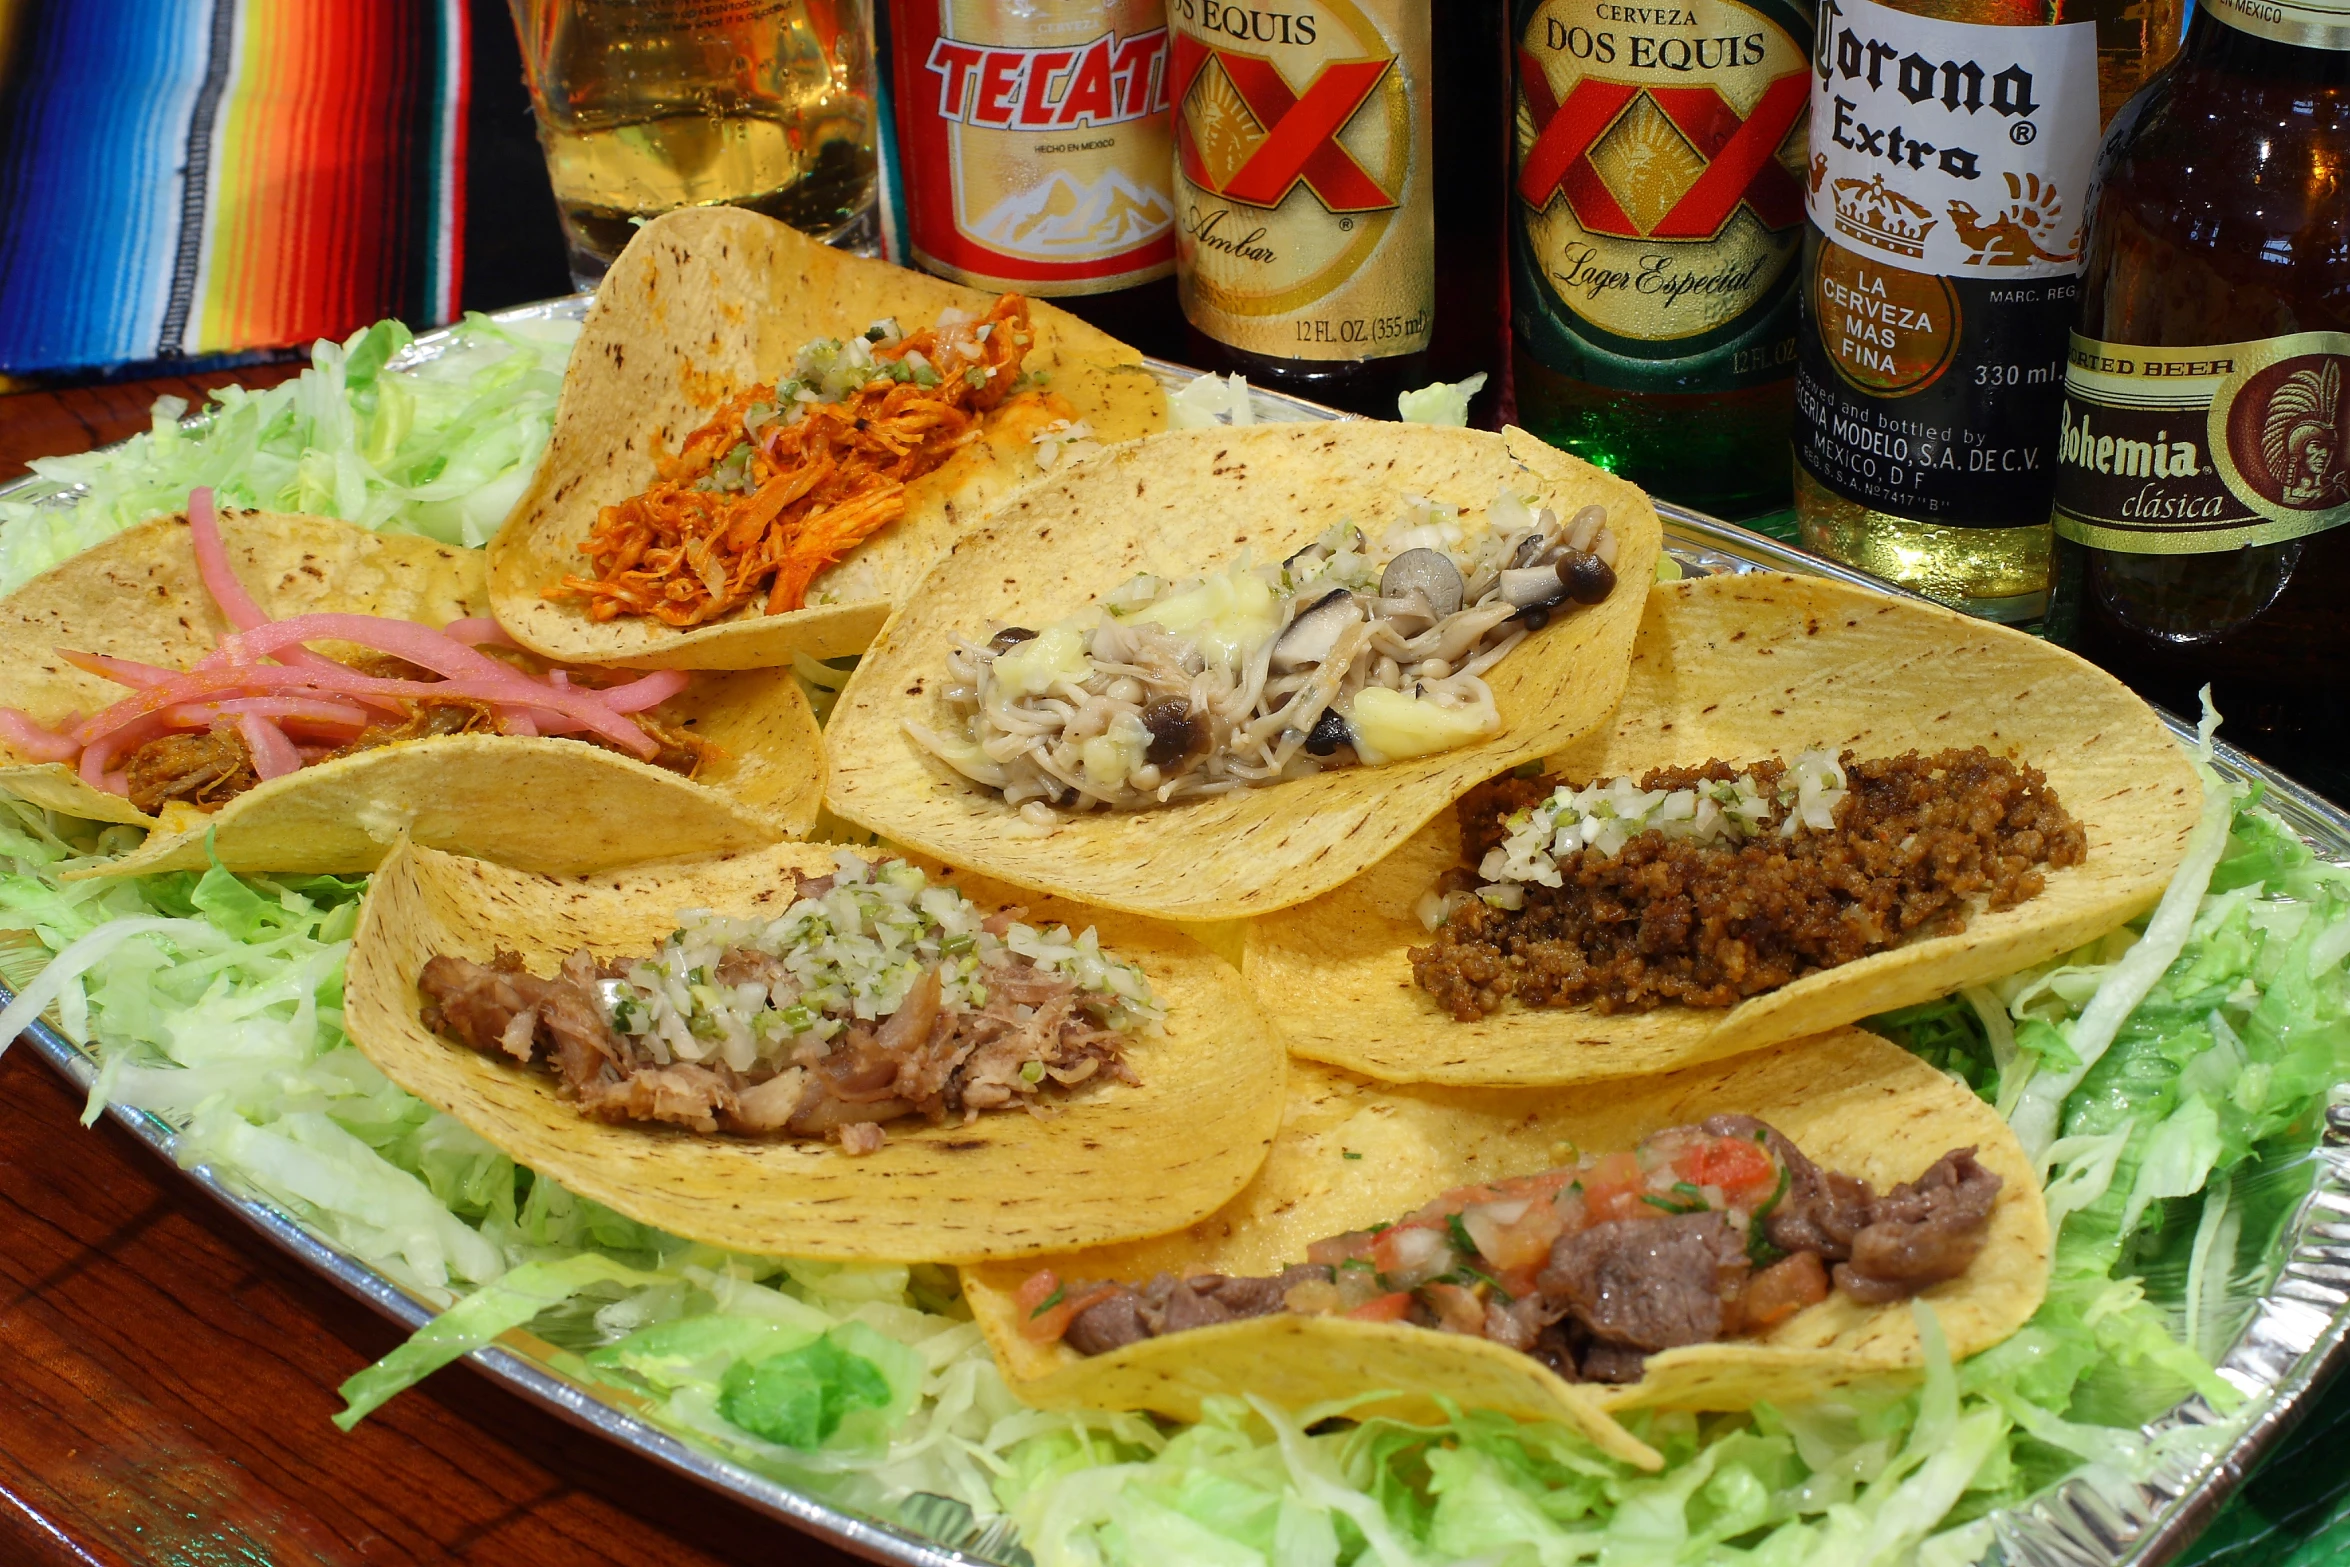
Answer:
(3, 733, 2346, 1564)
(0, 312, 577, 592)
(1395, 375, 1488, 427)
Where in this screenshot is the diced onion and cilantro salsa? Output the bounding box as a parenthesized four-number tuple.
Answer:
(417, 850, 1157, 1150)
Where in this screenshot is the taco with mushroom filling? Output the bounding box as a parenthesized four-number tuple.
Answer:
(1411, 745, 2088, 1019)
(1018, 1116, 1998, 1384)
(909, 487, 1621, 814)
(415, 848, 1160, 1153)
(489, 206, 1166, 670)
(822, 422, 1658, 922)
(0, 495, 821, 877)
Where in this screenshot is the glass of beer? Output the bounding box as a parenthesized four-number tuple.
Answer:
(508, 0, 880, 287)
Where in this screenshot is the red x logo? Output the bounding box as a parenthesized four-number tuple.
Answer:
(1517, 54, 1808, 239)
(1171, 33, 1399, 213)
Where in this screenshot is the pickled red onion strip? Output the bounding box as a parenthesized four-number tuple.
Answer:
(59, 651, 181, 689)
(206, 614, 517, 682)
(236, 713, 303, 780)
(183, 488, 343, 674)
(80, 711, 176, 793)
(187, 488, 266, 632)
(0, 708, 80, 762)
(440, 616, 520, 648)
(591, 669, 691, 713)
(70, 663, 656, 759)
(162, 697, 370, 734)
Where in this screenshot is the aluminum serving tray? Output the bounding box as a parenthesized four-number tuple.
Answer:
(4, 297, 2349, 1567)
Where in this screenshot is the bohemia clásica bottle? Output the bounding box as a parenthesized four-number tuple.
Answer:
(2046, 0, 2350, 795)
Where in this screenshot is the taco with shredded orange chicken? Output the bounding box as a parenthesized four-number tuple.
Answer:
(487, 206, 1166, 670)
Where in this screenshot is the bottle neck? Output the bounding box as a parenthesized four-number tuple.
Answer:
(2184, 0, 2350, 74)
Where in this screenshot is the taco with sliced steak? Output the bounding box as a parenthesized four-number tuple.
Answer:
(0, 494, 821, 877)
(343, 838, 1286, 1260)
(962, 1030, 2048, 1470)
(824, 421, 1660, 921)
(487, 206, 1167, 670)
(1243, 572, 2201, 1084)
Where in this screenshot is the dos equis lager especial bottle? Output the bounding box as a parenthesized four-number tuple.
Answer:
(1168, 0, 1509, 420)
(1791, 0, 2167, 618)
(888, 0, 1187, 360)
(1509, 0, 1815, 517)
(2046, 0, 2350, 794)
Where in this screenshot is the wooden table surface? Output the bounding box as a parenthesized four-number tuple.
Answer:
(0, 375, 871, 1567)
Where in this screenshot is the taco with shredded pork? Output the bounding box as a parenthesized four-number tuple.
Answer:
(963, 1030, 2048, 1471)
(344, 838, 1287, 1260)
(1243, 572, 2201, 1085)
(0, 495, 821, 878)
(825, 422, 1659, 921)
(488, 206, 1167, 670)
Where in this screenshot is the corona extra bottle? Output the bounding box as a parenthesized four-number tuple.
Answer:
(1790, 0, 2177, 617)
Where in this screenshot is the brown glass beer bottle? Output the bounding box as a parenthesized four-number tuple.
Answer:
(2045, 0, 2350, 796)
(1167, 0, 1509, 420)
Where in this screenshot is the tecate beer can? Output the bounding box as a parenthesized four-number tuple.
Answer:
(890, 0, 1179, 294)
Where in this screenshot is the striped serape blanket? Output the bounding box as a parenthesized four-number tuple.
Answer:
(0, 0, 467, 373)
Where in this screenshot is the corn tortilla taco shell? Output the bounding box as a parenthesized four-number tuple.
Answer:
(823, 422, 1661, 922)
(0, 510, 823, 878)
(1243, 571, 2201, 1085)
(342, 838, 1288, 1260)
(964, 1030, 2049, 1471)
(486, 206, 1168, 670)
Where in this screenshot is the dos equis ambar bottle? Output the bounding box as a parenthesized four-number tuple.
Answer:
(1167, 0, 1510, 420)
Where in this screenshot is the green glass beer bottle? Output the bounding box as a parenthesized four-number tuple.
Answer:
(1508, 0, 1815, 517)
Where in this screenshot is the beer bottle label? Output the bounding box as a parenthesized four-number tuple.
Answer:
(2053, 332, 2350, 553)
(1791, 0, 2098, 526)
(1169, 0, 1434, 360)
(2201, 0, 2350, 55)
(894, 0, 1178, 295)
(1510, 0, 1813, 393)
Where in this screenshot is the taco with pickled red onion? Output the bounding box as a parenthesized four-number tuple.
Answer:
(824, 422, 1660, 922)
(0, 493, 821, 877)
(962, 1029, 2049, 1470)
(1242, 572, 2201, 1085)
(342, 838, 1286, 1260)
(487, 206, 1167, 671)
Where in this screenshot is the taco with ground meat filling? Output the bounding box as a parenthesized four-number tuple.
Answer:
(823, 421, 1661, 921)
(486, 205, 1167, 671)
(0, 498, 822, 878)
(1242, 571, 2201, 1085)
(961, 1028, 2049, 1471)
(342, 837, 1287, 1260)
